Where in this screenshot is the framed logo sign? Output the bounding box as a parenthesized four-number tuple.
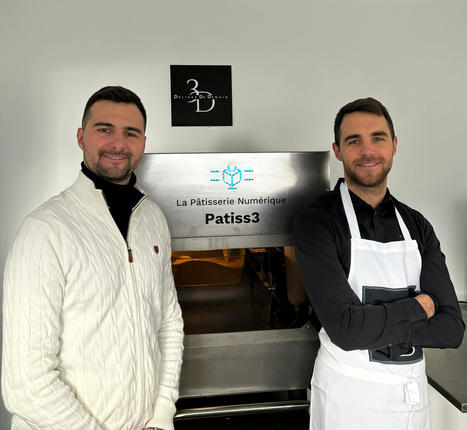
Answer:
(170, 65, 233, 126)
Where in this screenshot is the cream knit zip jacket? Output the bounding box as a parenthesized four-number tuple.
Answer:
(2, 172, 184, 430)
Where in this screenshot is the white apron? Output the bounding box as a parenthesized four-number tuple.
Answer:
(309, 182, 430, 430)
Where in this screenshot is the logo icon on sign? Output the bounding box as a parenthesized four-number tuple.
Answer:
(187, 79, 216, 113)
(170, 65, 232, 126)
(210, 162, 254, 190)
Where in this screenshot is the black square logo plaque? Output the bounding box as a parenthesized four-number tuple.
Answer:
(170, 65, 232, 126)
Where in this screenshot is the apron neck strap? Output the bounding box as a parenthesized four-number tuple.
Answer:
(395, 208, 412, 241)
(339, 181, 413, 241)
(340, 182, 361, 239)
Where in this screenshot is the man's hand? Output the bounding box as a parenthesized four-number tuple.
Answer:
(415, 294, 435, 319)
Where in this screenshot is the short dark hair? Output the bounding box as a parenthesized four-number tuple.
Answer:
(334, 97, 395, 146)
(82, 86, 147, 130)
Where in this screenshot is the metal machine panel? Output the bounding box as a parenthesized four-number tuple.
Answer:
(136, 152, 329, 250)
(135, 152, 328, 419)
(180, 325, 318, 398)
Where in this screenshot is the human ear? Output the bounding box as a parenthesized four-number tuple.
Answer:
(332, 142, 342, 161)
(77, 128, 84, 150)
(392, 136, 398, 156)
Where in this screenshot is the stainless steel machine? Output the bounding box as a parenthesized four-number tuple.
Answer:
(136, 152, 329, 422)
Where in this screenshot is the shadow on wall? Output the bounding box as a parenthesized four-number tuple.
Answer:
(458, 198, 467, 303)
(449, 198, 467, 303)
(0, 364, 10, 429)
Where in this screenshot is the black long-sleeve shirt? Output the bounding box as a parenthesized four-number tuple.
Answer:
(294, 179, 464, 354)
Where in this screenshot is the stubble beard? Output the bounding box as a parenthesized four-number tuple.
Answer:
(344, 159, 392, 189)
(93, 150, 133, 184)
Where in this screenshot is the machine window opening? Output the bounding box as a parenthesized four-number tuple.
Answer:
(171, 246, 309, 334)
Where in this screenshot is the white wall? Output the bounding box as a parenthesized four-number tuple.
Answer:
(1, 0, 466, 428)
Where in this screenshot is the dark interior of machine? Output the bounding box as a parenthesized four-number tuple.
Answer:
(172, 246, 312, 429)
(172, 246, 310, 335)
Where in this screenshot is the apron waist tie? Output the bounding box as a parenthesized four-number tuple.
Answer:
(317, 347, 422, 405)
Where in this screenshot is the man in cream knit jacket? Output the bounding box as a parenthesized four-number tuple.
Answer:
(2, 86, 184, 430)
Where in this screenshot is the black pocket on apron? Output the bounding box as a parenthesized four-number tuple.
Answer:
(362, 285, 423, 365)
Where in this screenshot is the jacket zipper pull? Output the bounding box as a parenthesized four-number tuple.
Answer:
(128, 248, 133, 263)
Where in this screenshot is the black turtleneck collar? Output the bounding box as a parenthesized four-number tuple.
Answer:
(81, 162, 139, 191)
(81, 162, 144, 239)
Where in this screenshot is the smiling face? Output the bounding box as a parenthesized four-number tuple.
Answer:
(77, 100, 146, 185)
(333, 111, 397, 194)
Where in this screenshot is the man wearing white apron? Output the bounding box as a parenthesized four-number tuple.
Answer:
(294, 98, 464, 430)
